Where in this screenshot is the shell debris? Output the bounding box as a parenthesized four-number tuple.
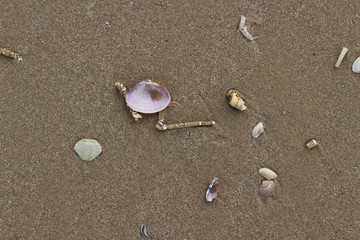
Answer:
(306, 139, 319, 149)
(252, 122, 264, 138)
(205, 178, 219, 202)
(259, 180, 276, 197)
(259, 168, 277, 180)
(74, 139, 102, 161)
(227, 89, 247, 111)
(239, 15, 257, 41)
(335, 47, 348, 68)
(352, 56, 360, 73)
(140, 224, 150, 238)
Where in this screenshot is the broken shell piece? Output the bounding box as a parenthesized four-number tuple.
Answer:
(352, 56, 360, 73)
(259, 180, 275, 197)
(0, 47, 23, 62)
(259, 168, 277, 180)
(226, 89, 247, 111)
(140, 224, 150, 238)
(252, 122, 264, 138)
(125, 80, 171, 114)
(205, 178, 219, 202)
(306, 139, 319, 149)
(74, 139, 102, 161)
(335, 47, 348, 68)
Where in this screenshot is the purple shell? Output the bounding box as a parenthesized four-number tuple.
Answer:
(259, 180, 275, 197)
(125, 80, 171, 114)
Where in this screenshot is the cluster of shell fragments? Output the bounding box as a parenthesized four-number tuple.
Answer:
(258, 168, 278, 198)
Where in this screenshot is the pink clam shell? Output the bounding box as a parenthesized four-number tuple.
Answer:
(206, 178, 219, 202)
(125, 80, 171, 114)
(259, 180, 275, 197)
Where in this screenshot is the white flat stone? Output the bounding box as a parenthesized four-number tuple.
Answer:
(252, 122, 264, 138)
(74, 139, 102, 161)
(352, 56, 360, 73)
(259, 168, 277, 180)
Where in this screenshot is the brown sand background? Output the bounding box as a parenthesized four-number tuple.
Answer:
(1, 0, 360, 239)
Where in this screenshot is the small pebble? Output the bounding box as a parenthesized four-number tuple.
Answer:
(306, 139, 319, 149)
(259, 168, 277, 180)
(74, 139, 102, 161)
(252, 122, 264, 138)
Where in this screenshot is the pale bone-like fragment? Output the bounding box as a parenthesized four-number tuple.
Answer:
(306, 139, 319, 149)
(0, 47, 23, 62)
(335, 47, 348, 68)
(155, 111, 215, 131)
(239, 15, 257, 41)
(115, 82, 143, 121)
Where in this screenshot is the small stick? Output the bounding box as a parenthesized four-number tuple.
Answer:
(156, 119, 216, 131)
(115, 82, 143, 121)
(335, 47, 348, 68)
(239, 15, 257, 41)
(0, 47, 23, 62)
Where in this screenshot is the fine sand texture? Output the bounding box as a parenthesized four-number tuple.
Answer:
(1, 0, 360, 239)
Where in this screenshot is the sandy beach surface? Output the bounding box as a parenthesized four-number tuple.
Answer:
(1, 0, 360, 239)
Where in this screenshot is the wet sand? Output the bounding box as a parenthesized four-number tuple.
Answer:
(1, 0, 360, 239)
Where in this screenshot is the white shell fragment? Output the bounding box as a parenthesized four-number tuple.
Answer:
(74, 139, 102, 161)
(227, 89, 247, 111)
(206, 178, 219, 202)
(259, 168, 277, 180)
(352, 56, 360, 73)
(239, 15, 257, 41)
(259, 180, 276, 197)
(140, 224, 150, 238)
(252, 122, 264, 138)
(335, 47, 348, 68)
(306, 139, 319, 149)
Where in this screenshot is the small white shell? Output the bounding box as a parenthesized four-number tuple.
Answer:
(252, 122, 264, 138)
(205, 178, 219, 202)
(74, 139, 102, 161)
(306, 139, 319, 149)
(227, 89, 247, 111)
(259, 180, 275, 197)
(352, 56, 360, 73)
(259, 168, 277, 180)
(140, 224, 149, 238)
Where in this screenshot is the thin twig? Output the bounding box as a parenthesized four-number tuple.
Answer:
(156, 107, 215, 130)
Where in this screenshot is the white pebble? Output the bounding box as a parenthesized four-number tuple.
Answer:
(259, 168, 277, 180)
(352, 56, 360, 73)
(252, 122, 264, 138)
(306, 139, 319, 149)
(74, 139, 102, 161)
